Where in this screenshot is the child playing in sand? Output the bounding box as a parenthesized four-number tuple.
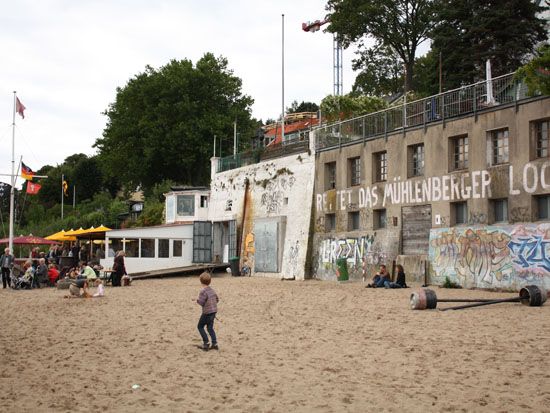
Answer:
(93, 279, 105, 297)
(65, 278, 91, 298)
(196, 272, 219, 351)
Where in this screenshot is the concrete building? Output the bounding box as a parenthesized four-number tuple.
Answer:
(311, 72, 550, 290)
(209, 138, 315, 280)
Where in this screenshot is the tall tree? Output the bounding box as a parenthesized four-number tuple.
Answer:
(95, 54, 255, 190)
(431, 0, 548, 89)
(327, 0, 436, 92)
(287, 100, 319, 114)
(351, 45, 405, 96)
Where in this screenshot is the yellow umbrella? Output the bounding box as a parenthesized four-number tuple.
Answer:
(45, 229, 77, 242)
(64, 227, 87, 236)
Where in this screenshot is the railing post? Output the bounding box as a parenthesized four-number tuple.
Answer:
(473, 86, 477, 122)
(384, 111, 388, 142)
(423, 99, 427, 133)
(362, 118, 366, 146)
(441, 93, 446, 129)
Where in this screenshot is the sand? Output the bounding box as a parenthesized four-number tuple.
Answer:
(0, 275, 549, 412)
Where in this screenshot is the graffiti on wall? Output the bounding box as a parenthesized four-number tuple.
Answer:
(318, 235, 387, 268)
(429, 224, 550, 288)
(258, 172, 296, 214)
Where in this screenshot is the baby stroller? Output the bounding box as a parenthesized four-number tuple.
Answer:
(10, 268, 33, 290)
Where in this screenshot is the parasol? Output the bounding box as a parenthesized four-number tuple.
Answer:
(0, 235, 59, 245)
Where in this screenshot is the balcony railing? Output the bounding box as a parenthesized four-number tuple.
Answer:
(315, 72, 534, 150)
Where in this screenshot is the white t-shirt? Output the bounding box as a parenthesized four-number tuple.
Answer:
(93, 284, 105, 297)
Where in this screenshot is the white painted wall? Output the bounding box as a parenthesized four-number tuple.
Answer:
(101, 224, 193, 273)
(209, 150, 315, 280)
(165, 190, 210, 224)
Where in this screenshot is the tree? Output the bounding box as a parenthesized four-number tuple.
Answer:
(327, 0, 436, 92)
(287, 100, 319, 114)
(431, 0, 548, 89)
(95, 54, 255, 191)
(516, 44, 550, 95)
(320, 94, 387, 122)
(351, 45, 404, 96)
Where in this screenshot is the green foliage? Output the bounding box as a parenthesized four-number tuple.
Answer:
(327, 0, 436, 92)
(431, 0, 548, 89)
(95, 54, 255, 192)
(132, 200, 164, 227)
(442, 276, 461, 289)
(351, 45, 404, 96)
(287, 100, 319, 114)
(320, 94, 387, 122)
(516, 44, 550, 96)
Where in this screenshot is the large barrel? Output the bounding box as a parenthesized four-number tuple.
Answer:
(410, 288, 438, 310)
(519, 285, 548, 307)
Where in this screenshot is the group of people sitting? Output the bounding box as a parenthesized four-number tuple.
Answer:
(364, 263, 408, 289)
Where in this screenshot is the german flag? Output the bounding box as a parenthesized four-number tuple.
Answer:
(21, 162, 35, 181)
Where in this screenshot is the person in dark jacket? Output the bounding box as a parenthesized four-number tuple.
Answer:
(384, 264, 408, 288)
(112, 250, 127, 287)
(0, 248, 14, 288)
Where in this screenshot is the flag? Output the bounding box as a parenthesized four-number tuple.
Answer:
(21, 162, 35, 180)
(26, 182, 41, 195)
(63, 180, 68, 196)
(16, 97, 26, 119)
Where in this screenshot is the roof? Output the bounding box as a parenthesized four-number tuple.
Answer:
(169, 186, 210, 192)
(263, 117, 319, 145)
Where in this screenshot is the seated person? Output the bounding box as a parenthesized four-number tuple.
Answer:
(384, 264, 408, 288)
(79, 261, 96, 280)
(48, 263, 60, 285)
(34, 258, 49, 288)
(93, 279, 105, 297)
(22, 260, 36, 288)
(367, 264, 390, 288)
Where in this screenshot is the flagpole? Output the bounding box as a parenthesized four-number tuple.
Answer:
(61, 174, 64, 220)
(73, 185, 75, 208)
(9, 92, 17, 254)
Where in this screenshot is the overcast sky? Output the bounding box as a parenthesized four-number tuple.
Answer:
(0, 0, 361, 181)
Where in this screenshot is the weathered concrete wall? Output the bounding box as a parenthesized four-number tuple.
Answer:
(429, 223, 550, 291)
(312, 229, 400, 281)
(209, 151, 314, 280)
(311, 98, 550, 283)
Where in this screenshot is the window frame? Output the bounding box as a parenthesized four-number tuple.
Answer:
(491, 198, 508, 223)
(536, 195, 550, 220)
(452, 201, 468, 226)
(348, 211, 360, 231)
(374, 151, 387, 182)
(373, 209, 387, 229)
(325, 162, 336, 190)
(534, 119, 550, 159)
(348, 157, 361, 187)
(409, 143, 425, 177)
(450, 135, 469, 171)
(325, 213, 336, 232)
(488, 128, 509, 165)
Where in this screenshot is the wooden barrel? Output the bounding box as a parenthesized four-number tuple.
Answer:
(410, 288, 438, 310)
(519, 285, 548, 307)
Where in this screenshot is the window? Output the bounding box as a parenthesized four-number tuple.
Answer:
(177, 195, 195, 216)
(325, 213, 336, 232)
(534, 119, 550, 158)
(451, 135, 469, 170)
(536, 195, 550, 220)
(409, 144, 424, 177)
(488, 128, 509, 165)
(325, 162, 336, 190)
(200, 195, 208, 208)
(159, 239, 169, 258)
(374, 209, 386, 229)
(173, 240, 183, 257)
(349, 157, 361, 186)
(348, 211, 360, 231)
(374, 151, 387, 182)
(140, 238, 155, 258)
(452, 202, 468, 225)
(492, 199, 508, 223)
(125, 238, 139, 257)
(110, 239, 123, 257)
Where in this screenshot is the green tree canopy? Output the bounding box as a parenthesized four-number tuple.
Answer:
(327, 0, 435, 92)
(320, 94, 387, 122)
(95, 54, 255, 191)
(431, 0, 548, 89)
(287, 100, 319, 114)
(516, 44, 550, 95)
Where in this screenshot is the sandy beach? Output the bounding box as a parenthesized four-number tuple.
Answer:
(0, 275, 549, 412)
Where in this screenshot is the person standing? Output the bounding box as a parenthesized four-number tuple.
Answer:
(112, 251, 127, 287)
(195, 272, 219, 351)
(0, 248, 14, 288)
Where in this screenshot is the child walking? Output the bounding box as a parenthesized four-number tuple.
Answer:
(196, 272, 219, 351)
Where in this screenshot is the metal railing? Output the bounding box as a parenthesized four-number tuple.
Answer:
(315, 72, 533, 150)
(216, 138, 310, 173)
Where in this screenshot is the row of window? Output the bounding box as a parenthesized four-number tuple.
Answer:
(324, 195, 550, 232)
(110, 238, 186, 258)
(325, 119, 549, 189)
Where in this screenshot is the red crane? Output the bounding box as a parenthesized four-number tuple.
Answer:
(302, 15, 343, 95)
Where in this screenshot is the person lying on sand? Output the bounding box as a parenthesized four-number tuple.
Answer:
(64, 278, 92, 298)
